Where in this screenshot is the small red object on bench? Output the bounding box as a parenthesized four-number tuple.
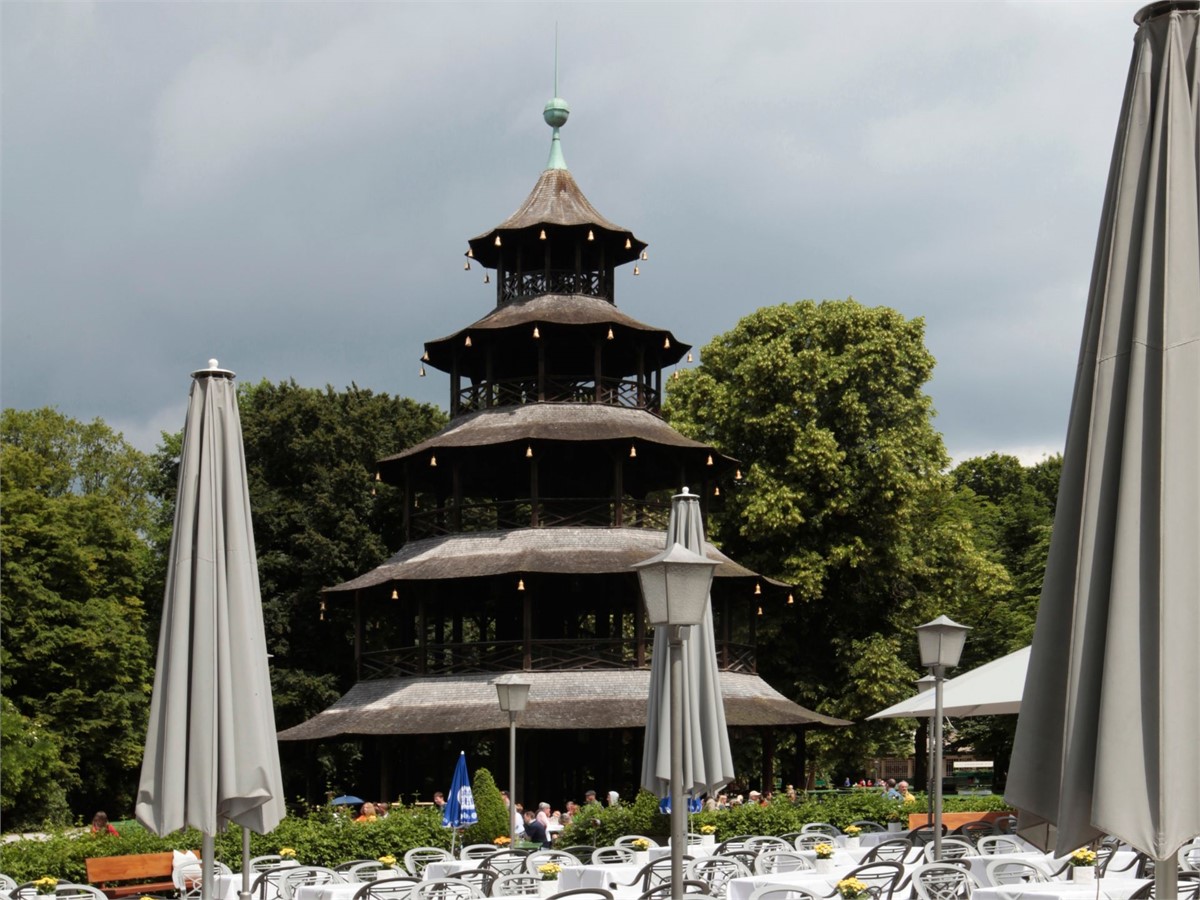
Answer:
(86, 851, 199, 899)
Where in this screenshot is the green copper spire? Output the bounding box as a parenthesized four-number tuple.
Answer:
(543, 28, 569, 170)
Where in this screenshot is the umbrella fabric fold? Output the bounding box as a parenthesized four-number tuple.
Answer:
(443, 751, 478, 829)
(1005, 4, 1200, 866)
(640, 490, 735, 799)
(136, 365, 286, 838)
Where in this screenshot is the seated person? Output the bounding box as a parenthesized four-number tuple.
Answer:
(523, 809, 549, 847)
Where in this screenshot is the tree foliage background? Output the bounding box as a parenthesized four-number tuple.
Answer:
(665, 299, 1056, 783)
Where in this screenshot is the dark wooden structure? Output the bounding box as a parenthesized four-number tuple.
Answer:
(280, 97, 845, 804)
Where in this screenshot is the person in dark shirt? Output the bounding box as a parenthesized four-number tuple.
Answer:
(523, 809, 549, 847)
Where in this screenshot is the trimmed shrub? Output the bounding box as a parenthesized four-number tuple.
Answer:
(463, 767, 508, 846)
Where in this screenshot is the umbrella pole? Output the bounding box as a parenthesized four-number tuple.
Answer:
(202, 833, 215, 900)
(669, 625, 685, 900)
(240, 826, 252, 900)
(1154, 858, 1176, 898)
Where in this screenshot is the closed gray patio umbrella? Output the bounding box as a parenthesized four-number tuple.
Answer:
(136, 361, 285, 900)
(640, 488, 735, 800)
(1005, 5, 1200, 897)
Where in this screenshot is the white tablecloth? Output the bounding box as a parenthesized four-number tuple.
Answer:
(559, 864, 641, 891)
(294, 883, 365, 900)
(423, 861, 478, 881)
(973, 879, 1150, 900)
(726, 870, 858, 900)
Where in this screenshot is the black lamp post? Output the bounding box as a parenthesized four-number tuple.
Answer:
(916, 615, 970, 861)
(633, 539, 717, 900)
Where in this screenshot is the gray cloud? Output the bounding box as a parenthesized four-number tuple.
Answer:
(1, 1, 1144, 464)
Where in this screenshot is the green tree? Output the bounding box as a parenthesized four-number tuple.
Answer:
(1, 408, 156, 824)
(463, 767, 508, 845)
(665, 300, 1009, 775)
(150, 381, 446, 798)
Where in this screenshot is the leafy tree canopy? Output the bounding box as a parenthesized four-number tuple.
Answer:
(1, 408, 156, 825)
(665, 300, 1011, 774)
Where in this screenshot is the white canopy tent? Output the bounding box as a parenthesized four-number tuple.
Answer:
(868, 646, 1029, 720)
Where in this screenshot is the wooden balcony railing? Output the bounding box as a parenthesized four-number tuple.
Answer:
(456, 375, 658, 415)
(501, 269, 606, 304)
(360, 638, 757, 678)
(408, 497, 671, 541)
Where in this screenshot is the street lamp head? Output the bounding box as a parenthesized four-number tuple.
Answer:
(492, 674, 532, 713)
(913, 674, 938, 693)
(916, 614, 971, 670)
(632, 542, 717, 627)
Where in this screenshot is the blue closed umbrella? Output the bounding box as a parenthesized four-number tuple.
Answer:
(331, 795, 364, 806)
(442, 751, 478, 829)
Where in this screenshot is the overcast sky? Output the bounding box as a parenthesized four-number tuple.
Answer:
(1, 1, 1146, 464)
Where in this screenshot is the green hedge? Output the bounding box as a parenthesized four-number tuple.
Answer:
(0, 790, 1010, 881)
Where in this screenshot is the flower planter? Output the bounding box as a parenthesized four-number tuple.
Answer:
(632, 851, 649, 869)
(815, 858, 834, 874)
(539, 880, 559, 897)
(1073, 867, 1095, 883)
(845, 836, 860, 850)
(700, 834, 716, 847)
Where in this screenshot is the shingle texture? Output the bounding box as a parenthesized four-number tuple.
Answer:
(277, 669, 849, 740)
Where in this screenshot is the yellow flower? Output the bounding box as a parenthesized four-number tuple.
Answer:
(836, 878, 869, 899)
(815, 843, 834, 859)
(279, 847, 297, 859)
(493, 836, 512, 846)
(378, 855, 397, 866)
(843, 825, 861, 837)
(699, 825, 717, 835)
(631, 839, 651, 851)
(33, 879, 58, 896)
(537, 863, 562, 881)
(1069, 848, 1097, 867)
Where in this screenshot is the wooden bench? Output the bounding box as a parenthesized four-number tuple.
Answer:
(85, 851, 195, 898)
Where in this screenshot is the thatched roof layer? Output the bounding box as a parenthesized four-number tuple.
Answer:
(325, 526, 787, 592)
(381, 405, 720, 462)
(467, 170, 646, 268)
(277, 669, 849, 740)
(423, 294, 689, 372)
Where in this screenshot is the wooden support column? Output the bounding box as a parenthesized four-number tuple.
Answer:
(721, 594, 731, 669)
(594, 340, 603, 402)
(403, 467, 411, 541)
(613, 455, 624, 527)
(417, 597, 427, 675)
(537, 342, 545, 402)
(530, 458, 540, 527)
(354, 591, 363, 681)
(636, 347, 645, 407)
(635, 591, 647, 667)
(522, 592, 532, 671)
(485, 347, 494, 408)
(750, 601, 758, 673)
(452, 462, 462, 532)
(762, 728, 776, 794)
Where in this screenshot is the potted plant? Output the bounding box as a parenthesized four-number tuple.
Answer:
(835, 878, 870, 900)
(1068, 848, 1098, 882)
(631, 838, 651, 868)
(33, 878, 57, 896)
(699, 824, 717, 847)
(843, 825, 862, 849)
(537, 862, 563, 897)
(814, 843, 836, 874)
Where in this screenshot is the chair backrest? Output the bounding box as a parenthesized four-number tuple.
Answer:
(984, 859, 1050, 885)
(0, 878, 15, 896)
(175, 862, 233, 900)
(484, 851, 532, 876)
(348, 862, 404, 882)
(910, 863, 978, 900)
(923, 838, 977, 862)
(54, 886, 108, 900)
(746, 887, 822, 900)
(753, 851, 814, 875)
(451, 870, 496, 896)
(992, 816, 1018, 835)
(953, 822, 995, 847)
(975, 835, 1024, 856)
(849, 821, 888, 834)
(615, 835, 660, 849)
(799, 823, 839, 837)
(714, 837, 753, 855)
(404, 848, 455, 877)
(744, 836, 790, 853)
(1182, 840, 1200, 871)
(461, 845, 500, 862)
(791, 835, 829, 852)
(561, 847, 597, 864)
(841, 862, 905, 900)
(526, 851, 581, 873)
(685, 857, 751, 899)
(591, 847, 635, 866)
(411, 881, 483, 900)
(862, 839, 912, 864)
(629, 858, 680, 892)
(279, 867, 342, 900)
(250, 857, 301, 874)
(638, 882, 711, 900)
(252, 866, 296, 900)
(490, 874, 541, 897)
(541, 891, 613, 900)
(353, 877, 421, 900)
(907, 825, 947, 847)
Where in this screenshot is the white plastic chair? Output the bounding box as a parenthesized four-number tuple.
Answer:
(615, 835, 660, 849)
(461, 845, 500, 862)
(685, 857, 751, 898)
(352, 877, 421, 900)
(347, 862, 404, 882)
(976, 835, 1025, 856)
(53, 887, 108, 900)
(744, 836, 791, 854)
(176, 861, 233, 900)
(251, 857, 302, 873)
(591, 846, 635, 865)
(984, 859, 1051, 885)
(404, 848, 455, 877)
(910, 862, 979, 900)
(791, 835, 828, 852)
(526, 851, 581, 873)
(490, 874, 541, 897)
(279, 867, 343, 900)
(410, 880, 483, 900)
(753, 850, 814, 875)
(799, 823, 840, 837)
(484, 851, 532, 876)
(923, 838, 977, 862)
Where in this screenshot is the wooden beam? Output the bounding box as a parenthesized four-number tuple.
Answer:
(354, 590, 363, 681)
(523, 592, 532, 671)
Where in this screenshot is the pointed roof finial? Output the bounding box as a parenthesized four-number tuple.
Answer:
(543, 24, 570, 171)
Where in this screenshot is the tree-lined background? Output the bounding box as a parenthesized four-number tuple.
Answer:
(0, 299, 1058, 830)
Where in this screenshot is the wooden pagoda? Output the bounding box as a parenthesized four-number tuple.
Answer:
(279, 92, 844, 803)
